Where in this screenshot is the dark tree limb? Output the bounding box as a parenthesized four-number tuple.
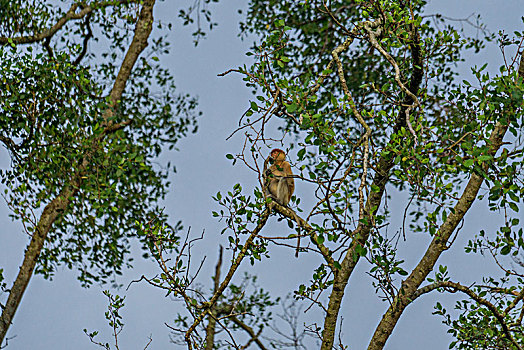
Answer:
(42, 36, 53, 57)
(73, 13, 93, 66)
(0, 0, 137, 45)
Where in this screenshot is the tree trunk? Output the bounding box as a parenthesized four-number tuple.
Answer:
(320, 26, 423, 349)
(0, 0, 156, 343)
(367, 53, 524, 350)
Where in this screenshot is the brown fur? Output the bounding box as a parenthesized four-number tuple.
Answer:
(263, 149, 295, 205)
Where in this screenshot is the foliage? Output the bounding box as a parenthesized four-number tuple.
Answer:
(84, 290, 153, 350)
(150, 1, 524, 349)
(178, 0, 221, 45)
(1, 1, 523, 350)
(0, 1, 197, 286)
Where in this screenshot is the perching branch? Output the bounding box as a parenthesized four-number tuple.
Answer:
(271, 202, 336, 270)
(229, 316, 268, 350)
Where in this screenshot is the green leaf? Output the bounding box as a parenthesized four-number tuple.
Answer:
(398, 269, 408, 276)
(477, 155, 492, 161)
(508, 202, 519, 212)
(463, 159, 475, 167)
(286, 103, 298, 113)
(297, 148, 306, 159)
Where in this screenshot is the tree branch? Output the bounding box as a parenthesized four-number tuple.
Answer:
(320, 18, 424, 350)
(72, 12, 93, 66)
(204, 246, 223, 350)
(413, 281, 523, 350)
(0, 0, 137, 46)
(184, 208, 272, 349)
(271, 202, 336, 270)
(230, 315, 268, 350)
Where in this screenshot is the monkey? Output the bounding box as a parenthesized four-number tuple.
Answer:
(263, 148, 295, 206)
(263, 149, 302, 257)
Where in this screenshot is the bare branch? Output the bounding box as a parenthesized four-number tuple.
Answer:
(184, 208, 272, 349)
(230, 316, 268, 350)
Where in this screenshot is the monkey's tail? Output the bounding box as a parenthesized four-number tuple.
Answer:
(294, 212, 301, 258)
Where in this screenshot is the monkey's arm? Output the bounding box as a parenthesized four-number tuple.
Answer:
(262, 159, 277, 201)
(283, 162, 295, 195)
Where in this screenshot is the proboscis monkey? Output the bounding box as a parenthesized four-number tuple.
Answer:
(263, 148, 295, 206)
(263, 148, 302, 257)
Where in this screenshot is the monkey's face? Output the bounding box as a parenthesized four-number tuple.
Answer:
(269, 149, 285, 163)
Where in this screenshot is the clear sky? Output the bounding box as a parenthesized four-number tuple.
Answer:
(0, 0, 523, 349)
